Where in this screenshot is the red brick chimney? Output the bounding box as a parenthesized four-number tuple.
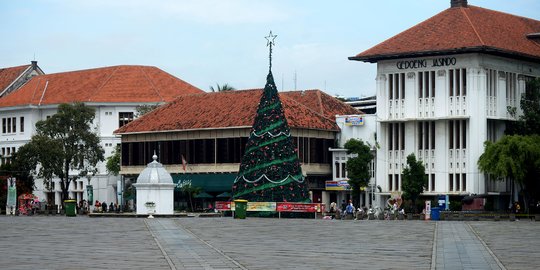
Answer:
(451, 0, 468, 8)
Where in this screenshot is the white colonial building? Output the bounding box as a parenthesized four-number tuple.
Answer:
(350, 0, 540, 209)
(0, 64, 203, 208)
(326, 114, 378, 209)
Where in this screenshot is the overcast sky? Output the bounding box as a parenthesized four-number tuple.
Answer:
(1, 0, 538, 97)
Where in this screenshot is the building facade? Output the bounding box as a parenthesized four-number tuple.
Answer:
(350, 0, 540, 209)
(115, 89, 360, 210)
(0, 65, 203, 208)
(327, 114, 377, 210)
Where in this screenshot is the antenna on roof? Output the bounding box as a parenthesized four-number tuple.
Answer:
(294, 70, 297, 90)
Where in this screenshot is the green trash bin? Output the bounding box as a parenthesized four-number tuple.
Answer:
(64, 200, 77, 217)
(234, 199, 248, 219)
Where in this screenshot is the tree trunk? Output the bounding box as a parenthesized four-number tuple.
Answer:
(60, 178, 71, 203)
(189, 194, 194, 212)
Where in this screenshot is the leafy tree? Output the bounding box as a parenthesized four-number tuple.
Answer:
(135, 104, 160, 118)
(506, 78, 540, 135)
(344, 139, 374, 207)
(484, 78, 540, 211)
(16, 102, 105, 202)
(210, 83, 235, 92)
(478, 135, 540, 211)
(181, 184, 201, 212)
(0, 155, 35, 209)
(106, 145, 121, 176)
(1, 152, 35, 192)
(401, 153, 427, 213)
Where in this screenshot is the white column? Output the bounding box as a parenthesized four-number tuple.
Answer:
(497, 71, 507, 118)
(517, 75, 526, 116)
(321, 191, 330, 211)
(467, 67, 487, 194)
(376, 74, 388, 121)
(404, 72, 416, 119)
(435, 70, 447, 119)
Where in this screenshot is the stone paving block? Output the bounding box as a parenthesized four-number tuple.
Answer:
(2, 216, 540, 269)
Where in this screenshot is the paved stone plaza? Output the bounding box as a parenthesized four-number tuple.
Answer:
(0, 216, 539, 270)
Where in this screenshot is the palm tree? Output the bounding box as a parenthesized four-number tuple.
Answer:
(210, 83, 235, 92)
(181, 184, 202, 212)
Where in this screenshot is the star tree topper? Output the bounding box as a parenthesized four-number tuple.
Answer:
(265, 31, 277, 70)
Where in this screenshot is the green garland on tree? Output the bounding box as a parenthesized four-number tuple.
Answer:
(232, 71, 309, 203)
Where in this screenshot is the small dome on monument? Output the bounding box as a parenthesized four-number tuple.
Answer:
(136, 153, 173, 184)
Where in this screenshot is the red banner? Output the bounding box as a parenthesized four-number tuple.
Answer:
(215, 201, 231, 211)
(276, 203, 322, 213)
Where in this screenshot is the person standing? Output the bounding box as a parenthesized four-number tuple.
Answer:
(95, 200, 101, 213)
(515, 201, 521, 221)
(345, 200, 354, 220)
(330, 202, 336, 213)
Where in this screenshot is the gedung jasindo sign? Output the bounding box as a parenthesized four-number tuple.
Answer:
(396, 57, 456, 70)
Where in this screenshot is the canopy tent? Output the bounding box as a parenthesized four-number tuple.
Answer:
(216, 192, 232, 198)
(18, 193, 38, 200)
(18, 193, 39, 215)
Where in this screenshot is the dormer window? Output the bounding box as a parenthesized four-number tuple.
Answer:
(119, 112, 134, 128)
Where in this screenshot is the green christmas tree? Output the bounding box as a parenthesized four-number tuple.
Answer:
(232, 32, 309, 203)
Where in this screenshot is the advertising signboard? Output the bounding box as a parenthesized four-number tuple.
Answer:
(86, 185, 93, 205)
(276, 203, 322, 213)
(215, 201, 231, 211)
(425, 200, 431, 220)
(247, 202, 276, 212)
(345, 115, 364, 126)
(325, 180, 351, 191)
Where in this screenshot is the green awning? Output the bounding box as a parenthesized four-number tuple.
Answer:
(194, 191, 214, 199)
(173, 173, 235, 193)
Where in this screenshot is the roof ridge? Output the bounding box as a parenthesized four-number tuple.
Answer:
(461, 7, 485, 46)
(316, 90, 324, 115)
(89, 66, 120, 102)
(280, 92, 337, 124)
(468, 5, 540, 23)
(139, 66, 165, 102)
(30, 77, 42, 103)
(44, 65, 152, 76)
(0, 65, 32, 96)
(0, 64, 30, 71)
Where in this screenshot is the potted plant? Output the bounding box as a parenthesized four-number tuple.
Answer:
(145, 201, 155, 218)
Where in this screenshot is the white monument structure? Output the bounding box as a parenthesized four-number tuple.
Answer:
(133, 154, 175, 215)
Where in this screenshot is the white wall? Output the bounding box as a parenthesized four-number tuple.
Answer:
(373, 53, 540, 200)
(0, 102, 160, 207)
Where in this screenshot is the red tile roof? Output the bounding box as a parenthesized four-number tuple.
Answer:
(0, 65, 203, 107)
(350, 5, 540, 62)
(0, 65, 30, 92)
(115, 89, 360, 134)
(284, 90, 360, 120)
